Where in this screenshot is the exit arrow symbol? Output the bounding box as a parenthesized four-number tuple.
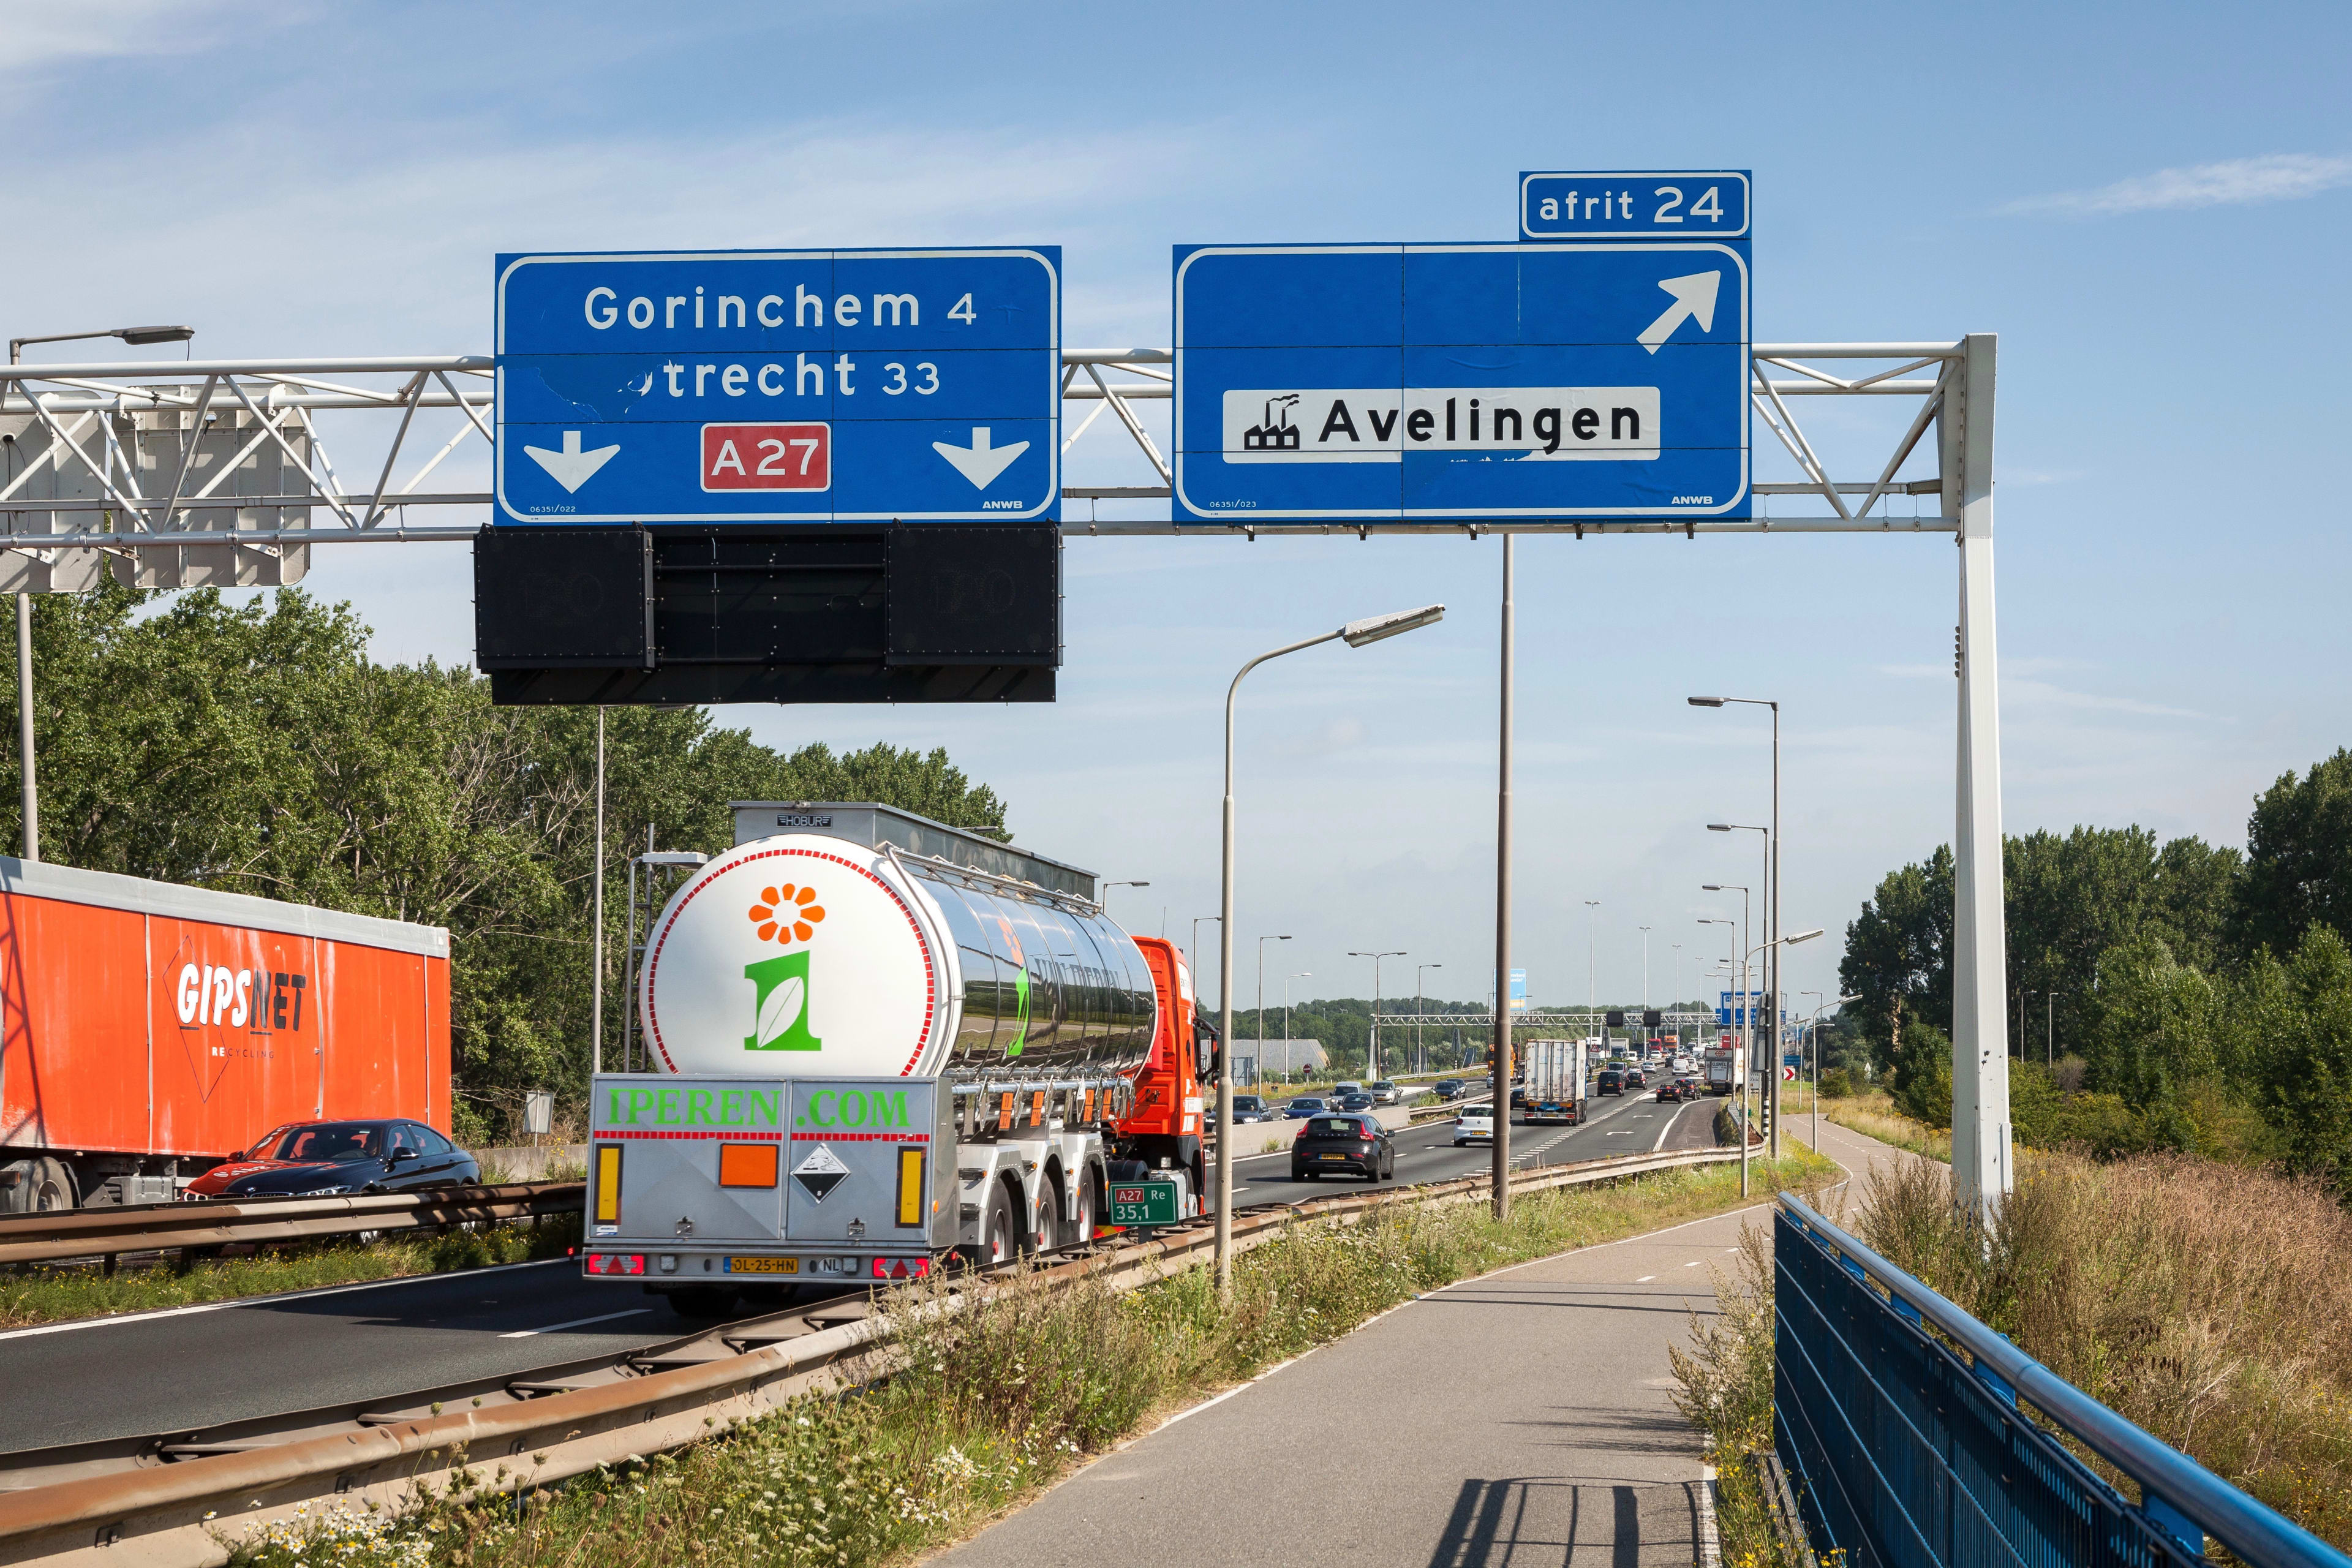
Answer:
(932, 426, 1029, 489)
(522, 430, 621, 493)
(1635, 271, 1722, 353)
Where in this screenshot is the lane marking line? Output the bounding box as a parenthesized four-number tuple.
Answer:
(498, 1308, 650, 1339)
(0, 1257, 571, 1342)
(1636, 1275, 1657, 1283)
(1684, 1260, 1703, 1267)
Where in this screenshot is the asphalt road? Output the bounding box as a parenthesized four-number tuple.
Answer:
(941, 1105, 1910, 1568)
(0, 1258, 718, 1452)
(0, 1087, 1720, 1455)
(1213, 1086, 1719, 1208)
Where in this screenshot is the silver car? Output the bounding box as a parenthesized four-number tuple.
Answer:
(1368, 1080, 1403, 1105)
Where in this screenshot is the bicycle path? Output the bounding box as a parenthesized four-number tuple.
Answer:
(933, 1115, 1911, 1568)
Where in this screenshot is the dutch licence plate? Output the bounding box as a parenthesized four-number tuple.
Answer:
(1320, 1153, 1346, 1160)
(726, 1256, 799, 1275)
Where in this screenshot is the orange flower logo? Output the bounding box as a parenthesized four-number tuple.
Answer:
(748, 883, 825, 946)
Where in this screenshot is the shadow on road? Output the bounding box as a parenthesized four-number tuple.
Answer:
(1425, 1476, 1705, 1568)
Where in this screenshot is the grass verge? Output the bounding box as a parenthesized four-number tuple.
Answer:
(227, 1150, 1837, 1568)
(1821, 1090, 1952, 1162)
(1860, 1151, 2352, 1549)
(0, 1214, 582, 1329)
(1668, 1226, 1798, 1568)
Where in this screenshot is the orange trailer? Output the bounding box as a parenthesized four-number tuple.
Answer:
(0, 858, 450, 1212)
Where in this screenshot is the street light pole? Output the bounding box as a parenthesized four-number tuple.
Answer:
(1638, 925, 1652, 1014)
(1736, 929, 1825, 1194)
(1349, 949, 1406, 1079)
(1493, 533, 1515, 1218)
(1584, 899, 1600, 1020)
(1692, 696, 1784, 1155)
(1708, 824, 1770, 1148)
(9, 324, 197, 864)
(1416, 962, 1442, 1076)
(1191, 916, 1221, 1001)
(1101, 880, 1150, 915)
(1699, 916, 1736, 1185)
(1216, 602, 1444, 1298)
(591, 707, 606, 1075)
(1256, 934, 1291, 1089)
(1284, 971, 1310, 1081)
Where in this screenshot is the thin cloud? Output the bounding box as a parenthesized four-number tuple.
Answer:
(2005, 678, 2212, 721)
(0, 0, 281, 77)
(2005, 154, 2352, 217)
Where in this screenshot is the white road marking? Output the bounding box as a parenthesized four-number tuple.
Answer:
(498, 1308, 650, 1339)
(1636, 1275, 1657, 1283)
(0, 1257, 571, 1341)
(1684, 1260, 1703, 1267)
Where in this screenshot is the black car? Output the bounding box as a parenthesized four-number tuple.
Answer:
(1291, 1114, 1396, 1182)
(183, 1120, 478, 1199)
(1433, 1079, 1466, 1101)
(1597, 1068, 1624, 1096)
(1624, 1066, 1648, 1089)
(1333, 1091, 1378, 1114)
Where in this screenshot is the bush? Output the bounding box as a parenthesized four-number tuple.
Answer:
(1817, 1067, 1853, 1099)
(1889, 1020, 1953, 1128)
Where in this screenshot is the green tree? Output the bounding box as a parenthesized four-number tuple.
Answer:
(2236, 750, 2352, 960)
(2237, 925, 2352, 1195)
(0, 587, 1009, 1143)
(1838, 846, 1954, 1072)
(2076, 933, 2222, 1131)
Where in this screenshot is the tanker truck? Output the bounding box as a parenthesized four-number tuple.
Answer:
(582, 803, 1210, 1314)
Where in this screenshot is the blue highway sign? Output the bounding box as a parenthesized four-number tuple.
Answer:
(1520, 172, 1751, 241)
(1172, 243, 1749, 526)
(494, 247, 1059, 525)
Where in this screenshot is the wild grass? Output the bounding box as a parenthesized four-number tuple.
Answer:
(227, 1150, 1836, 1568)
(1859, 1152, 2352, 1548)
(0, 1214, 582, 1329)
(1668, 1226, 1799, 1568)
(1822, 1090, 1953, 1162)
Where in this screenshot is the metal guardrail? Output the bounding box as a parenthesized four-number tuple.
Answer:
(0, 1183, 584, 1268)
(1774, 1192, 2352, 1568)
(0, 1146, 1739, 1567)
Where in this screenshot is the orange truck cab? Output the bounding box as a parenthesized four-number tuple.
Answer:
(1111, 936, 1216, 1215)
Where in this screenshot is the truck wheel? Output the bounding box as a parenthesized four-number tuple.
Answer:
(26, 1158, 74, 1212)
(1030, 1176, 1061, 1254)
(667, 1287, 737, 1318)
(1063, 1170, 1098, 1248)
(959, 1183, 1019, 1269)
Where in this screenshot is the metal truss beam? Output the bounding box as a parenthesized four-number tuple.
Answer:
(0, 341, 1968, 549)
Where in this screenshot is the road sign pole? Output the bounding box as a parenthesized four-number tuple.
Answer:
(1948, 333, 2012, 1227)
(1491, 534, 1515, 1219)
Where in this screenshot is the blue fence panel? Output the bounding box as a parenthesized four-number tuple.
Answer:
(1774, 1199, 2352, 1568)
(1773, 1207, 2186, 1568)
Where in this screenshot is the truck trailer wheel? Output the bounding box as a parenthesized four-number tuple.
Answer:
(1030, 1175, 1062, 1253)
(1063, 1170, 1098, 1248)
(7, 1158, 76, 1213)
(959, 1183, 1019, 1269)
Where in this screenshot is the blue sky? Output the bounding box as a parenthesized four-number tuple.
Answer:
(6, 0, 2348, 1019)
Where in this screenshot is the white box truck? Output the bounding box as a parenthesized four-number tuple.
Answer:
(1521, 1038, 1586, 1125)
(1703, 1044, 1744, 1096)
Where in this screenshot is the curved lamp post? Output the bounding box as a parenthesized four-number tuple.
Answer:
(1216, 603, 1444, 1297)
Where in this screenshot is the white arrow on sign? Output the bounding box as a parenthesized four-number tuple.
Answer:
(932, 426, 1028, 489)
(1635, 271, 1722, 353)
(523, 430, 621, 493)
